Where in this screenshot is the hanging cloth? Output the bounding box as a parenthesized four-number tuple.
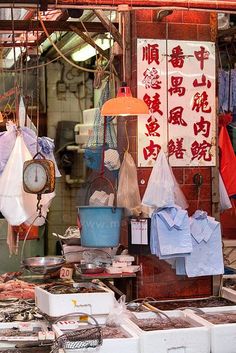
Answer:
(176, 210, 224, 277)
(218, 113, 236, 196)
(150, 206, 192, 259)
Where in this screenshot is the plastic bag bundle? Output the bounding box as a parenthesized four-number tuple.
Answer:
(117, 152, 141, 216)
(142, 150, 188, 209)
(84, 81, 117, 171)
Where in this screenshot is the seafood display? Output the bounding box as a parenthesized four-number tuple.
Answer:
(0, 280, 35, 300)
(0, 272, 22, 283)
(130, 315, 194, 331)
(101, 326, 130, 339)
(0, 299, 43, 322)
(42, 283, 105, 294)
(200, 311, 236, 324)
(0, 327, 41, 337)
(130, 297, 235, 311)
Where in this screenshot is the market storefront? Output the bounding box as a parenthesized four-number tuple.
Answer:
(0, 1, 236, 352)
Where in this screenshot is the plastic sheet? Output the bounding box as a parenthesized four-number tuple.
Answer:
(117, 152, 141, 216)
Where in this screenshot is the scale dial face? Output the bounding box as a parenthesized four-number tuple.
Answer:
(23, 159, 55, 194)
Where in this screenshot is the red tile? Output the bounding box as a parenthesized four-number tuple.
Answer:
(184, 167, 211, 184)
(168, 23, 198, 41)
(135, 10, 154, 22)
(188, 200, 212, 215)
(165, 10, 183, 23)
(183, 11, 210, 24)
(182, 184, 199, 200)
(197, 24, 212, 41)
(172, 167, 184, 184)
(137, 22, 166, 39)
(137, 168, 152, 186)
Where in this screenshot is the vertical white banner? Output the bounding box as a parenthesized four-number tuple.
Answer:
(167, 40, 216, 166)
(137, 39, 216, 167)
(137, 38, 167, 167)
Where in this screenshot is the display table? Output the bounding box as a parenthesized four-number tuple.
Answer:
(75, 272, 137, 301)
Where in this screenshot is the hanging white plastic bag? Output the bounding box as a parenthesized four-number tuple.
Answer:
(117, 151, 141, 216)
(219, 172, 232, 211)
(142, 151, 175, 208)
(0, 135, 54, 226)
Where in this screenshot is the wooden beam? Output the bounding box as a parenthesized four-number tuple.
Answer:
(45, 11, 97, 59)
(69, 24, 110, 60)
(0, 0, 236, 12)
(0, 20, 117, 33)
(93, 9, 122, 49)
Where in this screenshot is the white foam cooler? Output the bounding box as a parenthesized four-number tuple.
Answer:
(0, 321, 53, 348)
(125, 310, 210, 353)
(52, 315, 140, 353)
(185, 306, 236, 353)
(35, 282, 115, 317)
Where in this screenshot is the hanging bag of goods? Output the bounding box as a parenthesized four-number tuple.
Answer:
(84, 81, 118, 171)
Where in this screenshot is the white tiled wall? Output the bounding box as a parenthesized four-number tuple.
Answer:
(46, 62, 93, 254)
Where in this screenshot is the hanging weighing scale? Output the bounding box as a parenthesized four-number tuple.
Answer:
(21, 154, 65, 274)
(23, 152, 55, 195)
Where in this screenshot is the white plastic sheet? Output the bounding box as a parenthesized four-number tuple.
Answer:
(219, 172, 232, 211)
(117, 152, 141, 216)
(0, 134, 54, 226)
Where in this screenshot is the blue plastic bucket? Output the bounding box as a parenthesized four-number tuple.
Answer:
(78, 206, 123, 247)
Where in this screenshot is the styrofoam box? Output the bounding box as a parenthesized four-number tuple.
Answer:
(221, 286, 236, 303)
(125, 310, 210, 353)
(52, 315, 140, 353)
(0, 321, 52, 348)
(185, 306, 236, 353)
(35, 282, 115, 317)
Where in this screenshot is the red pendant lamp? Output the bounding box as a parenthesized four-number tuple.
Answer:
(101, 8, 148, 117)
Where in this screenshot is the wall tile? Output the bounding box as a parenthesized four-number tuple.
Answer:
(165, 10, 183, 23)
(135, 9, 154, 22)
(184, 167, 211, 184)
(197, 24, 212, 41)
(173, 168, 184, 184)
(183, 11, 210, 24)
(137, 22, 166, 39)
(168, 23, 198, 41)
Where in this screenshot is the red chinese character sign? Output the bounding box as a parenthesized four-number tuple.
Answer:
(137, 39, 167, 167)
(137, 39, 216, 167)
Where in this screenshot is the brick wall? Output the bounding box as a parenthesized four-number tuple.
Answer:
(118, 9, 215, 299)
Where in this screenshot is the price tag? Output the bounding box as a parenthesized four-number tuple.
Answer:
(131, 219, 148, 245)
(60, 267, 73, 280)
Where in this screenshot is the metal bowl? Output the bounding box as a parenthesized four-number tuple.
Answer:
(22, 256, 65, 275)
(75, 263, 105, 274)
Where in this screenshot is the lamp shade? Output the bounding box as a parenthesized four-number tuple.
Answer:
(101, 84, 149, 116)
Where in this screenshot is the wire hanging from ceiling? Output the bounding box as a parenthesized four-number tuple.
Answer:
(38, 10, 112, 75)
